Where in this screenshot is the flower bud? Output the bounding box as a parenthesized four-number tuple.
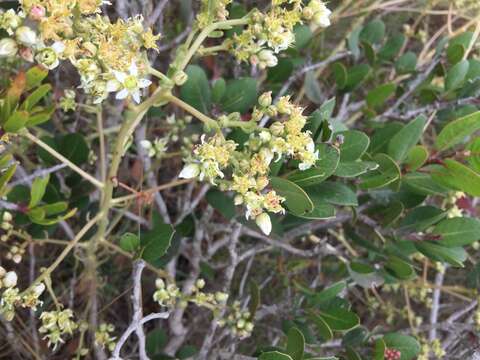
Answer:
(215, 292, 229, 303)
(3, 271, 18, 288)
(313, 7, 332, 28)
(172, 70, 188, 86)
(257, 49, 278, 68)
(2, 212, 12, 222)
(29, 5, 46, 20)
(258, 92, 272, 107)
(16, 26, 37, 46)
(0, 38, 18, 58)
(0, 266, 5, 277)
(179, 163, 200, 179)
(33, 283, 46, 296)
(195, 278, 206, 289)
(155, 278, 165, 289)
(255, 213, 272, 235)
(269, 122, 284, 136)
(234, 195, 244, 205)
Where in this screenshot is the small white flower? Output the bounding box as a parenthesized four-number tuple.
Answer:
(0, 266, 5, 277)
(256, 213, 272, 235)
(179, 163, 201, 179)
(33, 283, 46, 297)
(140, 140, 155, 157)
(257, 49, 278, 68)
(3, 271, 18, 288)
(0, 38, 18, 58)
(35, 42, 65, 69)
(311, 2, 332, 28)
(234, 195, 244, 205)
(15, 26, 37, 46)
(106, 62, 152, 103)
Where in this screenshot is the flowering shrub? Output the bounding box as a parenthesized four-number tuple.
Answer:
(0, 0, 480, 359)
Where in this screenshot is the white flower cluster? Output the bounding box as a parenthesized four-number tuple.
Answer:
(217, 300, 254, 339)
(445, 191, 465, 218)
(224, 0, 331, 68)
(0, 212, 25, 264)
(0, 268, 45, 321)
(0, 1, 160, 104)
(95, 323, 117, 352)
(140, 137, 169, 159)
(153, 278, 251, 338)
(180, 93, 319, 235)
(39, 308, 78, 350)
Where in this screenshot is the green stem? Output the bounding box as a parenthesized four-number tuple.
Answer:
(179, 17, 249, 71)
(21, 212, 103, 295)
(166, 93, 219, 130)
(23, 131, 105, 189)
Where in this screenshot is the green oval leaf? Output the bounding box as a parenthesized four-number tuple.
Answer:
(270, 177, 314, 216)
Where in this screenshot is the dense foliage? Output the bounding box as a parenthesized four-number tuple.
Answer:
(0, 0, 480, 359)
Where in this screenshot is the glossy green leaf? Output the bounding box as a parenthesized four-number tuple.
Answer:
(310, 313, 333, 341)
(22, 84, 51, 111)
(379, 33, 405, 60)
(338, 130, 370, 162)
(221, 77, 257, 113)
(332, 62, 348, 89)
(467, 137, 480, 172)
(319, 307, 360, 331)
(415, 241, 467, 267)
(405, 146, 429, 171)
(286, 327, 304, 360)
(0, 164, 16, 196)
(359, 19, 385, 44)
(383, 333, 420, 360)
(433, 217, 480, 247)
(206, 189, 236, 219)
(348, 262, 384, 288)
(29, 175, 49, 208)
(435, 110, 480, 151)
(305, 71, 323, 104)
(431, 159, 480, 196)
(58, 133, 89, 166)
(180, 65, 211, 113)
(211, 78, 226, 103)
(312, 281, 347, 305)
(387, 116, 426, 163)
(366, 83, 396, 109)
(271, 177, 314, 216)
(403, 172, 449, 195)
(399, 206, 446, 231)
(305, 181, 358, 206)
(384, 256, 416, 281)
(26, 65, 49, 89)
(360, 154, 401, 189)
(4, 110, 29, 133)
(120, 232, 140, 253)
(445, 59, 469, 91)
(141, 212, 175, 262)
(288, 145, 340, 187)
(334, 161, 377, 178)
(296, 202, 335, 220)
(259, 351, 294, 360)
(395, 52, 417, 74)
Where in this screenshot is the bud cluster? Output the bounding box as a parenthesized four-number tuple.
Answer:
(217, 300, 254, 339)
(153, 278, 252, 338)
(0, 268, 45, 321)
(445, 191, 466, 218)
(179, 93, 319, 235)
(95, 323, 117, 352)
(39, 309, 79, 350)
(224, 0, 331, 68)
(0, 212, 25, 264)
